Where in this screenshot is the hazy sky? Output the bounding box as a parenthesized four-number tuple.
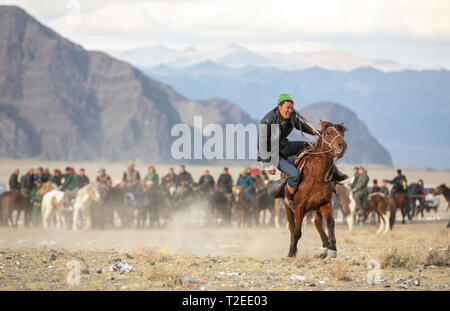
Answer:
(2, 0, 450, 68)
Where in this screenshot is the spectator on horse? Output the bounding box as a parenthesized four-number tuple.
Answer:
(380, 180, 390, 197)
(34, 167, 45, 184)
(60, 167, 77, 209)
(162, 167, 177, 190)
(96, 168, 112, 189)
(144, 166, 159, 189)
(371, 179, 380, 193)
(350, 166, 359, 197)
(236, 169, 255, 204)
(352, 167, 369, 212)
(9, 169, 20, 191)
(175, 165, 194, 198)
(385, 169, 408, 200)
(217, 167, 233, 195)
(41, 168, 51, 183)
(30, 180, 43, 227)
(76, 168, 90, 188)
(123, 161, 141, 193)
(51, 169, 62, 187)
(198, 168, 215, 194)
(257, 93, 348, 212)
(60, 167, 76, 192)
(20, 168, 35, 199)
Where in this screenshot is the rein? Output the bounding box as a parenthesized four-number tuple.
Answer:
(293, 111, 344, 182)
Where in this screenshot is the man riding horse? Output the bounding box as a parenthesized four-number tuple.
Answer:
(257, 93, 348, 212)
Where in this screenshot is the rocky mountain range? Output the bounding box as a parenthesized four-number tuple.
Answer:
(113, 44, 425, 72)
(0, 5, 254, 163)
(144, 62, 450, 168)
(0, 5, 392, 166)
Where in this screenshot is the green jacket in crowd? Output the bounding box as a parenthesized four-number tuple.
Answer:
(31, 187, 42, 206)
(61, 173, 76, 192)
(145, 173, 159, 185)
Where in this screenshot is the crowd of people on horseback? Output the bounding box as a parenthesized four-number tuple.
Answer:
(1, 160, 282, 229)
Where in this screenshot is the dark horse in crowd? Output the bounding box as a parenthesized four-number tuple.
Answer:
(0, 191, 32, 227)
(281, 121, 347, 258)
(388, 191, 411, 229)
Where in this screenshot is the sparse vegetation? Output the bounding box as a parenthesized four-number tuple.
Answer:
(424, 248, 450, 267)
(327, 261, 351, 281)
(380, 248, 418, 270)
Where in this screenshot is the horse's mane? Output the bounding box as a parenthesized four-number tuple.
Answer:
(322, 121, 347, 135)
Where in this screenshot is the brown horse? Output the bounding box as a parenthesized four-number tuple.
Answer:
(433, 184, 450, 210)
(285, 121, 347, 258)
(0, 191, 32, 227)
(388, 192, 410, 229)
(362, 193, 390, 233)
(232, 186, 250, 227)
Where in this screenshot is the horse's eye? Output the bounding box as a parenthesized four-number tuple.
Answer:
(326, 132, 330, 136)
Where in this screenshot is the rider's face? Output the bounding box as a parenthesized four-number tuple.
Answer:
(278, 101, 294, 120)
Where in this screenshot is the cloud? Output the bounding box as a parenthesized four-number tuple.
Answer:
(45, 0, 450, 40)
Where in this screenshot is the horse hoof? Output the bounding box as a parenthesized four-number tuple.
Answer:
(328, 250, 337, 258)
(315, 248, 328, 259)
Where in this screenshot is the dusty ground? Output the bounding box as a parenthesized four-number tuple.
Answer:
(0, 221, 448, 291)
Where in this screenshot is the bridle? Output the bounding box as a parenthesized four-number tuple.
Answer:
(300, 125, 344, 158)
(320, 126, 344, 158)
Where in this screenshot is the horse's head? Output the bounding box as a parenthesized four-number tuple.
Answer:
(37, 181, 56, 196)
(319, 120, 347, 159)
(432, 185, 444, 195)
(88, 184, 101, 202)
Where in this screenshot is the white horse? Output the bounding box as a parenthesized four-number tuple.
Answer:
(72, 184, 101, 231)
(40, 187, 67, 229)
(334, 183, 356, 231)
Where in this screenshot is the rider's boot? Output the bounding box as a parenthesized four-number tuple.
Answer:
(284, 183, 297, 213)
(331, 164, 349, 183)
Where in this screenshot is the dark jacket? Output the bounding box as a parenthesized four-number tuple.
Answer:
(9, 173, 20, 191)
(198, 175, 215, 192)
(217, 173, 233, 194)
(257, 107, 315, 162)
(76, 175, 90, 188)
(20, 173, 34, 190)
(387, 175, 408, 193)
(51, 175, 62, 187)
(162, 173, 177, 187)
(177, 171, 193, 185)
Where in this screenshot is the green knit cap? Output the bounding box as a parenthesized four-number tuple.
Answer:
(277, 93, 293, 105)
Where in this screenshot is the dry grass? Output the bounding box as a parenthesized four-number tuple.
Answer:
(379, 248, 418, 270)
(424, 247, 450, 267)
(327, 261, 351, 281)
(295, 254, 315, 267)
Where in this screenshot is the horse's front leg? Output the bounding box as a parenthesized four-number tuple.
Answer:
(14, 208, 21, 227)
(321, 203, 337, 258)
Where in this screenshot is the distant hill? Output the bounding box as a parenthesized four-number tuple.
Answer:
(115, 44, 425, 72)
(297, 102, 392, 165)
(0, 5, 393, 166)
(144, 62, 450, 168)
(0, 6, 254, 163)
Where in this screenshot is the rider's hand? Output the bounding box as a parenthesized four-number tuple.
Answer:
(267, 164, 276, 175)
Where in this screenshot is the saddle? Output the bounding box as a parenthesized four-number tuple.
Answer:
(267, 145, 314, 199)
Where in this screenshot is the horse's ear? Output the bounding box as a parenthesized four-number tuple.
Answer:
(337, 122, 347, 134)
(320, 120, 326, 132)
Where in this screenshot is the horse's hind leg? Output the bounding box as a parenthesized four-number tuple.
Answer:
(285, 203, 297, 258)
(320, 203, 337, 258)
(377, 211, 385, 234)
(314, 212, 329, 259)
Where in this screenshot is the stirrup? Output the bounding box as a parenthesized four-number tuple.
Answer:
(284, 184, 296, 213)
